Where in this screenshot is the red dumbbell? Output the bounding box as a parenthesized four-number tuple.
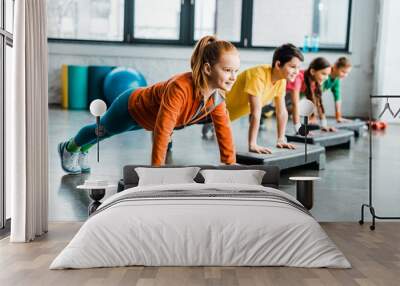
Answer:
(370, 121, 379, 130)
(379, 121, 388, 130)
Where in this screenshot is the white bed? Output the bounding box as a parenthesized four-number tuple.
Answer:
(50, 182, 350, 269)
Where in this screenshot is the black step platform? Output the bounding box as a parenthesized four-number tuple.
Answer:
(285, 129, 354, 148)
(236, 143, 326, 170)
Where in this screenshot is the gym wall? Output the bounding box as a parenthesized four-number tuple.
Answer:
(48, 0, 378, 118)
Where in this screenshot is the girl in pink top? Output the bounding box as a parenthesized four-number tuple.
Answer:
(286, 57, 336, 132)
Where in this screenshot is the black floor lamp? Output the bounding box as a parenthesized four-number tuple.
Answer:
(298, 99, 315, 162)
(359, 95, 400, 230)
(288, 99, 318, 211)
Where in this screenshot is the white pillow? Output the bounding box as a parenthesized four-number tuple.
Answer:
(200, 169, 266, 185)
(135, 167, 200, 186)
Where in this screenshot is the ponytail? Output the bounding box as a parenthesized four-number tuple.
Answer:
(191, 35, 237, 100)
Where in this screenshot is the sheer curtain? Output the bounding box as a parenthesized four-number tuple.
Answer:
(7, 0, 48, 242)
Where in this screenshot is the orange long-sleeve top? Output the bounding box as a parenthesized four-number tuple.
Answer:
(128, 72, 236, 166)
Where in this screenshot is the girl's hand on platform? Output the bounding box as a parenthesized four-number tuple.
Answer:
(249, 144, 272, 154)
(276, 139, 296, 150)
(336, 117, 350, 123)
(321, 126, 337, 132)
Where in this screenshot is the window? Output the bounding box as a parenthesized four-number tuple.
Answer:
(317, 0, 350, 48)
(194, 0, 242, 42)
(5, 0, 13, 33)
(134, 0, 181, 40)
(194, 0, 216, 40)
(47, 0, 124, 41)
(4, 44, 11, 222)
(252, 0, 350, 49)
(48, 0, 352, 51)
(1, 0, 14, 232)
(0, 37, 3, 230)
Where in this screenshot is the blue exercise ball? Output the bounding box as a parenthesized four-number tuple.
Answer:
(103, 67, 147, 105)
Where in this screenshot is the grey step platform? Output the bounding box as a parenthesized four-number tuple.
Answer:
(307, 119, 366, 137)
(285, 129, 354, 148)
(236, 143, 326, 170)
(328, 119, 366, 137)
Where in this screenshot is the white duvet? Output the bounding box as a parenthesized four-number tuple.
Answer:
(50, 183, 350, 269)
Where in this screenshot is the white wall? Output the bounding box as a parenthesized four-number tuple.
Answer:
(373, 0, 400, 123)
(48, 0, 379, 118)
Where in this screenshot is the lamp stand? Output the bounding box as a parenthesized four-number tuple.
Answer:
(304, 116, 308, 163)
(94, 116, 105, 162)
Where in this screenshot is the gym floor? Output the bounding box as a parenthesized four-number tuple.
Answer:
(49, 106, 400, 223)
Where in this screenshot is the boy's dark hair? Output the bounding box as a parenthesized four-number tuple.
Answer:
(272, 43, 304, 68)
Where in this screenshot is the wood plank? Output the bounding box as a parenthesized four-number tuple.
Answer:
(1, 222, 400, 286)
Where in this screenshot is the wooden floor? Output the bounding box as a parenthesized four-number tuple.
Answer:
(1, 222, 399, 286)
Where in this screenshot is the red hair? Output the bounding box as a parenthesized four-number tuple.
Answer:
(191, 35, 237, 99)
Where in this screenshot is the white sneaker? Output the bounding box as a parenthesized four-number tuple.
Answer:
(58, 142, 81, 174)
(78, 151, 91, 173)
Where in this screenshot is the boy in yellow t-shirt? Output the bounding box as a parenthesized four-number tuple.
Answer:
(224, 44, 304, 154)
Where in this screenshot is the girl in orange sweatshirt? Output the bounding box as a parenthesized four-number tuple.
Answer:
(58, 36, 240, 174)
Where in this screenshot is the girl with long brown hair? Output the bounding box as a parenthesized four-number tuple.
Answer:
(286, 57, 336, 132)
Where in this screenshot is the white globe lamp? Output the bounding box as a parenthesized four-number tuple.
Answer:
(89, 100, 107, 162)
